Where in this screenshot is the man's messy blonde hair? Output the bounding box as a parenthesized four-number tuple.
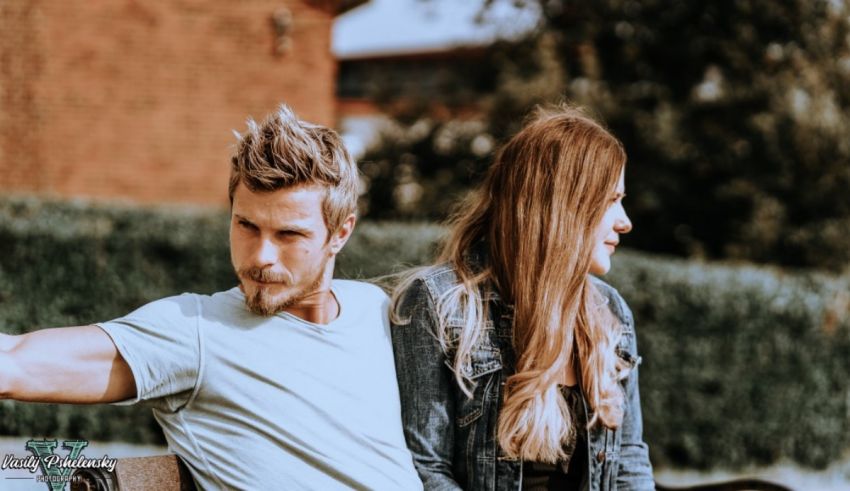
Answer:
(229, 104, 359, 233)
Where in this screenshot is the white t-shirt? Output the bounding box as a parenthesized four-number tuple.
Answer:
(97, 280, 422, 491)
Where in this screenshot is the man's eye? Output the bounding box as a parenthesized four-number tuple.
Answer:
(239, 220, 257, 230)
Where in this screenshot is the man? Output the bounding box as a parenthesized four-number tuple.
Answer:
(0, 105, 423, 490)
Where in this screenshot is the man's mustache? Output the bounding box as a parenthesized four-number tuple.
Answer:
(238, 267, 293, 285)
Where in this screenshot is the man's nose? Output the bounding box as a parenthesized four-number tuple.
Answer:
(255, 238, 278, 266)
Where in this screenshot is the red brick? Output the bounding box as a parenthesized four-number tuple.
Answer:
(0, 0, 340, 206)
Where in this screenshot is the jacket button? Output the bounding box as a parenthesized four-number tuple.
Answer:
(596, 451, 606, 463)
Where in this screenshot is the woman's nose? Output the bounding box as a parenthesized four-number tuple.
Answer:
(615, 207, 632, 234)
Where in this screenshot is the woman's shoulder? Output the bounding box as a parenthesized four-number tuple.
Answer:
(408, 262, 463, 297)
(589, 275, 634, 327)
(391, 263, 462, 314)
(590, 277, 644, 367)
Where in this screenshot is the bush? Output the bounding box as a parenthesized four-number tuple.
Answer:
(0, 198, 235, 444)
(0, 198, 847, 469)
(607, 251, 850, 469)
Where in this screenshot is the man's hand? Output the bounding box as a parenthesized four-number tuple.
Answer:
(0, 326, 136, 403)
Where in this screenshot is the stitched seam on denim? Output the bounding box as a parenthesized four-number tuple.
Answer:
(457, 370, 497, 427)
(458, 407, 483, 427)
(466, 409, 477, 486)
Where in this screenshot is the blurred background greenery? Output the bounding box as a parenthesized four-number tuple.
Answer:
(358, 0, 850, 271)
(1, 0, 849, 485)
(0, 199, 848, 472)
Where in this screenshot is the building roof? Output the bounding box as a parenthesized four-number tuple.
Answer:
(332, 0, 539, 60)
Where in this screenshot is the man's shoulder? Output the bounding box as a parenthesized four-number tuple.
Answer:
(123, 289, 241, 321)
(332, 279, 389, 303)
(122, 293, 201, 319)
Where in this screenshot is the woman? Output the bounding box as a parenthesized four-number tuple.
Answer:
(391, 105, 655, 490)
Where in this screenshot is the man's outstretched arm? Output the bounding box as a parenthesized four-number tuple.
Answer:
(0, 325, 136, 404)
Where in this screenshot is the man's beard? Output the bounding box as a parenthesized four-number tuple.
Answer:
(237, 260, 328, 317)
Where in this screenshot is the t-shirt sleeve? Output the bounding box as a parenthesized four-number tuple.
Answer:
(96, 293, 202, 412)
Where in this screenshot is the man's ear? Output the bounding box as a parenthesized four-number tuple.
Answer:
(328, 214, 356, 254)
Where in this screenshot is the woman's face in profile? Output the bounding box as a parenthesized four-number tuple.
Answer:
(590, 169, 632, 275)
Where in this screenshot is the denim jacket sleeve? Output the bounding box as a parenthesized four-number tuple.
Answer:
(612, 293, 656, 491)
(391, 278, 463, 491)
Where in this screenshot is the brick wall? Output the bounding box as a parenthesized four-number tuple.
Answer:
(0, 0, 339, 206)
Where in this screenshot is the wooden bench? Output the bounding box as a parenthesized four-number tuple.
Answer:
(70, 454, 793, 491)
(70, 455, 195, 491)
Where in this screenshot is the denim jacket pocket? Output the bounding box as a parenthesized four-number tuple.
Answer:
(446, 345, 503, 427)
(602, 449, 620, 491)
(449, 344, 503, 490)
(615, 325, 641, 370)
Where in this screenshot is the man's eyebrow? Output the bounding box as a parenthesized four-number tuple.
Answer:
(233, 214, 314, 235)
(277, 224, 313, 235)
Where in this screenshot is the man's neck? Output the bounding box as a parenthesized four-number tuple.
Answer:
(284, 288, 340, 324)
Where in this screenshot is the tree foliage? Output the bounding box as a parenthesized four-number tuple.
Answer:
(361, 0, 850, 270)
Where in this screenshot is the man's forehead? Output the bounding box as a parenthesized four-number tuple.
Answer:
(231, 183, 327, 226)
(232, 182, 325, 207)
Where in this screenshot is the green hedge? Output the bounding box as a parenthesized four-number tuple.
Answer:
(606, 253, 850, 469)
(0, 197, 847, 470)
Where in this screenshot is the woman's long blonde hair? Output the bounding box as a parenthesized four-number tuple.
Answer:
(393, 105, 631, 463)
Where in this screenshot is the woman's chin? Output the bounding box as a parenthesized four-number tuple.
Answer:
(589, 257, 611, 275)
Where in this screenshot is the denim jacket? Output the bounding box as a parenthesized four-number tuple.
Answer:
(391, 263, 655, 491)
